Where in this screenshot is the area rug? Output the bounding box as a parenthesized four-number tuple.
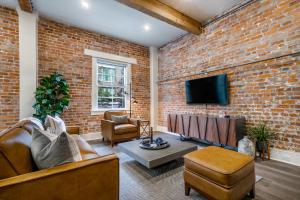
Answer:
(92, 143, 262, 200)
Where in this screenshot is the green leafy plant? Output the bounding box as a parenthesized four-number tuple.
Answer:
(248, 122, 275, 142)
(33, 72, 70, 122)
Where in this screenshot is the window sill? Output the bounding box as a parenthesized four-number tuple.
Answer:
(91, 109, 129, 116)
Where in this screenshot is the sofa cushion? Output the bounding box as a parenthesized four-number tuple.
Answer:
(0, 128, 34, 179)
(44, 115, 67, 135)
(184, 146, 254, 188)
(104, 111, 127, 120)
(31, 129, 82, 169)
(71, 134, 99, 160)
(111, 115, 129, 124)
(114, 124, 137, 135)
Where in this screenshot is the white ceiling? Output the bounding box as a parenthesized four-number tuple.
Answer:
(161, 0, 244, 23)
(0, 0, 245, 47)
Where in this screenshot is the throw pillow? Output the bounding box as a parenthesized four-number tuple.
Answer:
(44, 115, 66, 135)
(111, 115, 128, 124)
(31, 128, 82, 169)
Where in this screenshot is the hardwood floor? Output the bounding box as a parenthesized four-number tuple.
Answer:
(90, 136, 300, 200)
(254, 159, 300, 200)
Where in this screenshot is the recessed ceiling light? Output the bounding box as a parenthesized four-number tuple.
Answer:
(81, 0, 89, 9)
(143, 24, 151, 31)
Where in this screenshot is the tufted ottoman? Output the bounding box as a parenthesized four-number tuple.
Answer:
(184, 146, 255, 200)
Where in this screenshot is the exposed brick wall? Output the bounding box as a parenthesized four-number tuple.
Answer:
(38, 18, 150, 133)
(158, 0, 300, 151)
(0, 6, 19, 130)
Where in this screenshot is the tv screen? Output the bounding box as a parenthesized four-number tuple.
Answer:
(185, 74, 228, 105)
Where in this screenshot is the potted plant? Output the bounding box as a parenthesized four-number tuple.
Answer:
(33, 72, 70, 122)
(248, 122, 275, 160)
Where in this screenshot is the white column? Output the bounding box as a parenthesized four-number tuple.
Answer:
(17, 9, 38, 119)
(150, 47, 158, 130)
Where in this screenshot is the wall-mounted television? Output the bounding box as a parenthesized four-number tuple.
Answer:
(185, 74, 228, 105)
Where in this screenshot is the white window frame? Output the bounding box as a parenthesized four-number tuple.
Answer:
(85, 49, 137, 115)
(95, 59, 130, 112)
(98, 64, 116, 83)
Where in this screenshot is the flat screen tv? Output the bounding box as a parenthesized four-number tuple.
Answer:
(185, 74, 228, 105)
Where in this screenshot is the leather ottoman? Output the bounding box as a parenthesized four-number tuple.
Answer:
(184, 146, 255, 200)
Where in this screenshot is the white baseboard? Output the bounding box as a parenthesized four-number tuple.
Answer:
(157, 125, 169, 132)
(81, 132, 103, 143)
(270, 148, 300, 166)
(156, 126, 300, 166)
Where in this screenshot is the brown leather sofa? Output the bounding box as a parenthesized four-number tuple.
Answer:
(101, 111, 141, 146)
(0, 121, 119, 200)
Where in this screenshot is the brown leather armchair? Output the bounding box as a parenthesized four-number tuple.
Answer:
(0, 122, 119, 200)
(101, 111, 141, 146)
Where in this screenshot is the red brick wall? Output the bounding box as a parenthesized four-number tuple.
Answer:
(158, 0, 300, 151)
(0, 6, 19, 130)
(38, 18, 150, 133)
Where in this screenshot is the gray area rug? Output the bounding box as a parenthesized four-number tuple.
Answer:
(91, 142, 261, 200)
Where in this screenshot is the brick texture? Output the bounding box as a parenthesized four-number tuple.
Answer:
(0, 6, 19, 130)
(38, 18, 150, 133)
(158, 0, 300, 151)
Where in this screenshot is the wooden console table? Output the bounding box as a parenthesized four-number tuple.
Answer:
(167, 114, 245, 148)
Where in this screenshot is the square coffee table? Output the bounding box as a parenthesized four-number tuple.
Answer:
(118, 132, 198, 168)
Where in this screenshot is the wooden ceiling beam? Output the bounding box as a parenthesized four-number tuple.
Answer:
(116, 0, 202, 35)
(18, 0, 33, 13)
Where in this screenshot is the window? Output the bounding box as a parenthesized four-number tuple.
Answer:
(86, 49, 136, 114)
(93, 59, 129, 111)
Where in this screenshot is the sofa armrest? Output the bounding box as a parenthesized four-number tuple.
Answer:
(129, 119, 141, 137)
(101, 120, 116, 140)
(101, 119, 116, 127)
(0, 155, 119, 200)
(66, 126, 80, 134)
(129, 118, 141, 128)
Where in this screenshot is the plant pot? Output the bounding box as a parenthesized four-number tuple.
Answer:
(256, 141, 270, 160)
(256, 141, 268, 153)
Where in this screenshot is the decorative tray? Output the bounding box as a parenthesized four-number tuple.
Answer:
(139, 137, 170, 150)
(139, 142, 170, 150)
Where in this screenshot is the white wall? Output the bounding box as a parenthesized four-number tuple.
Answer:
(17, 9, 38, 119)
(150, 47, 158, 130)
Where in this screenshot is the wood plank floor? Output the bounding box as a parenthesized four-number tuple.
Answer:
(254, 159, 300, 200)
(90, 135, 300, 200)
